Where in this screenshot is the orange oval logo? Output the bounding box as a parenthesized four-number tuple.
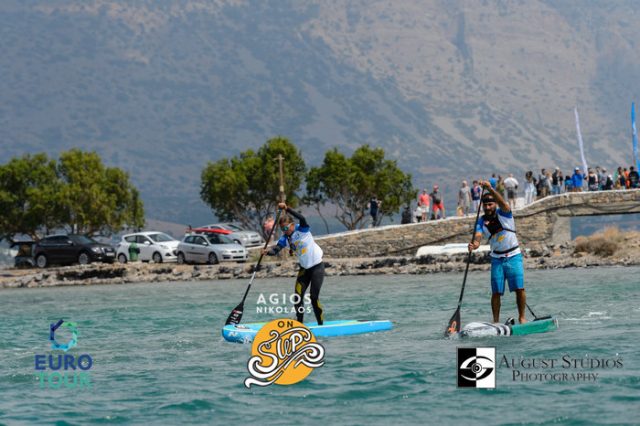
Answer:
(244, 319, 325, 388)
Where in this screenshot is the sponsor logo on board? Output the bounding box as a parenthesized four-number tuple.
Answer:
(245, 318, 324, 388)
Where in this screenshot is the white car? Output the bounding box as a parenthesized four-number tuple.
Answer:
(116, 232, 180, 263)
(176, 233, 248, 264)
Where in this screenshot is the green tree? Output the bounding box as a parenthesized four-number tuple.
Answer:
(57, 149, 145, 235)
(103, 168, 145, 233)
(0, 150, 144, 241)
(0, 153, 62, 240)
(304, 145, 416, 230)
(200, 137, 306, 236)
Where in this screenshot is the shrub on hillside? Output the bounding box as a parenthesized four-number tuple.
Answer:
(574, 227, 624, 257)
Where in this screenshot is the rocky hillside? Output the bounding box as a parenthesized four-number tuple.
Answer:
(1, 0, 639, 225)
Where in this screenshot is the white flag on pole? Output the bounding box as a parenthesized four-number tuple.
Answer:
(574, 107, 589, 175)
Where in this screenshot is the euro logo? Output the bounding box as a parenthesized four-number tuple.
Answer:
(49, 319, 78, 352)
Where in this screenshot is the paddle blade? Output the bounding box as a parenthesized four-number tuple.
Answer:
(444, 308, 461, 337)
(225, 303, 244, 325)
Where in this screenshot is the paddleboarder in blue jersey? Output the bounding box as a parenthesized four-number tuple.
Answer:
(263, 202, 325, 325)
(468, 181, 527, 324)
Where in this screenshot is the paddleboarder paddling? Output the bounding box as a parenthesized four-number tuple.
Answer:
(263, 202, 325, 325)
(468, 181, 527, 324)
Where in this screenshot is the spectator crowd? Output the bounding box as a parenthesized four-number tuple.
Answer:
(400, 164, 640, 225)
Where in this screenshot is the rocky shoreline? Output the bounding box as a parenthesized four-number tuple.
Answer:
(1, 237, 639, 289)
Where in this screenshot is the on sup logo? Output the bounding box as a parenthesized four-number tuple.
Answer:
(244, 319, 325, 388)
(457, 347, 496, 388)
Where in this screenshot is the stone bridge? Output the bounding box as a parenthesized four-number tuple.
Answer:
(315, 189, 640, 258)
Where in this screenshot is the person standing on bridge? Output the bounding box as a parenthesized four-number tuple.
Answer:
(587, 168, 599, 191)
(468, 181, 527, 324)
(418, 189, 430, 222)
(571, 167, 584, 192)
(629, 166, 639, 188)
(524, 171, 537, 205)
(471, 180, 483, 212)
(367, 194, 381, 227)
(430, 185, 445, 220)
(551, 167, 562, 195)
(503, 174, 519, 210)
(457, 180, 471, 216)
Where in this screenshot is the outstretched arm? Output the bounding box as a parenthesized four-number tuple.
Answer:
(480, 180, 510, 212)
(263, 238, 286, 256)
(278, 202, 309, 228)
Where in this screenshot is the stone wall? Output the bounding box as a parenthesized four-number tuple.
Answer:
(313, 189, 640, 258)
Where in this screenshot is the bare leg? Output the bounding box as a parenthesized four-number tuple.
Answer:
(491, 293, 501, 323)
(515, 289, 527, 323)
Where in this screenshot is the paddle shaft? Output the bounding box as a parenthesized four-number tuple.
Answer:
(225, 158, 288, 326)
(444, 191, 484, 336)
(526, 302, 552, 320)
(237, 208, 282, 306)
(238, 156, 287, 305)
(456, 191, 485, 308)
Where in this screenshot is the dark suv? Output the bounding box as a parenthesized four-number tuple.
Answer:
(34, 235, 116, 268)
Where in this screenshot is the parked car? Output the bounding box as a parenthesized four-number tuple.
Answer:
(115, 232, 180, 264)
(176, 233, 248, 264)
(34, 235, 116, 268)
(10, 241, 36, 268)
(190, 227, 232, 236)
(12, 241, 35, 268)
(201, 223, 264, 247)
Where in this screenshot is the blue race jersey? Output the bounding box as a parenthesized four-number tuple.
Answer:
(276, 224, 323, 269)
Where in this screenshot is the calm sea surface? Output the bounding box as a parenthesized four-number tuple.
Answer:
(1, 266, 639, 425)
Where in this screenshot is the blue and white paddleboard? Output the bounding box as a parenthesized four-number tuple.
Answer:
(222, 319, 393, 344)
(459, 317, 558, 338)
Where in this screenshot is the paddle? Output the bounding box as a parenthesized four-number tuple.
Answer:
(224, 208, 282, 326)
(444, 192, 484, 337)
(526, 303, 551, 321)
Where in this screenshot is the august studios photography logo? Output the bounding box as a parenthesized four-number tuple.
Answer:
(457, 347, 496, 388)
(34, 319, 94, 389)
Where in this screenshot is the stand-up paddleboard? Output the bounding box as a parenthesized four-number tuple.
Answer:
(222, 319, 393, 343)
(459, 317, 558, 338)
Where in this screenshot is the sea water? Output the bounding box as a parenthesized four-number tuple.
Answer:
(1, 266, 638, 424)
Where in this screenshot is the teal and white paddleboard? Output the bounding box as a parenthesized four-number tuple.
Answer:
(222, 319, 393, 344)
(460, 317, 558, 338)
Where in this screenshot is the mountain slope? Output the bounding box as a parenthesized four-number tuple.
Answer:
(1, 0, 639, 226)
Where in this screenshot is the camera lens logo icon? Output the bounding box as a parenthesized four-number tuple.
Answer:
(460, 356, 493, 380)
(457, 347, 496, 388)
(49, 319, 78, 352)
